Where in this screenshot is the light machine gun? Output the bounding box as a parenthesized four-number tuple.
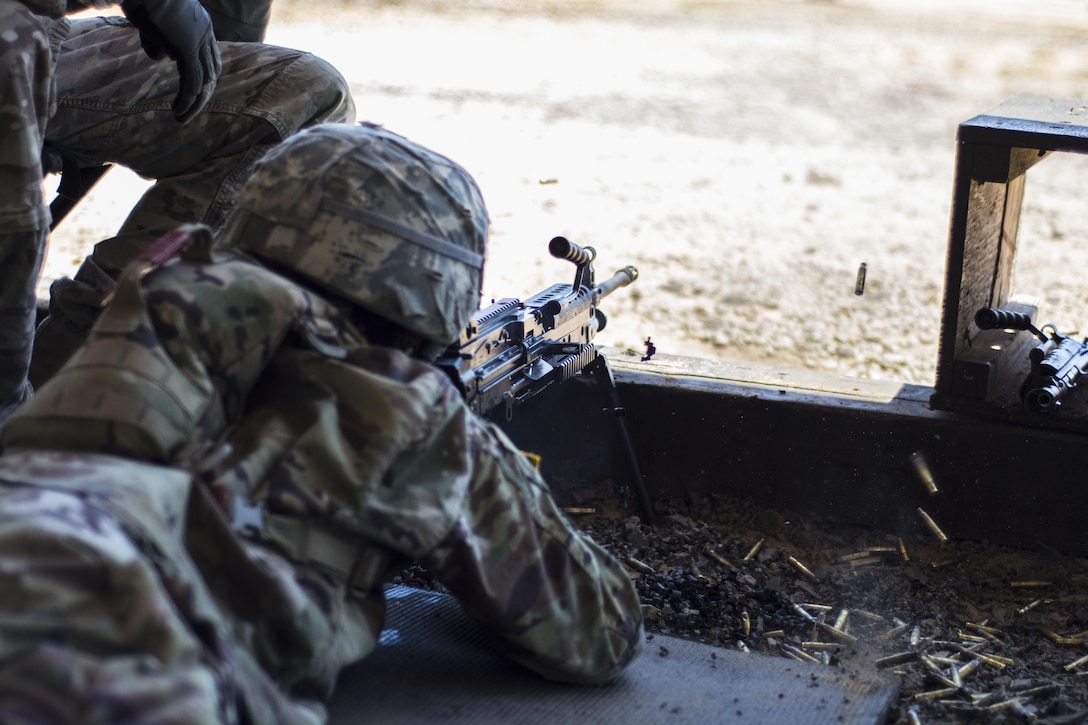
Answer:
(435, 236, 654, 523)
(437, 236, 637, 418)
(975, 307, 1088, 418)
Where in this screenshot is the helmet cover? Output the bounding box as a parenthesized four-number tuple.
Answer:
(223, 122, 489, 345)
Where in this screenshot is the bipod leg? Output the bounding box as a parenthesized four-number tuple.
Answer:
(589, 354, 655, 525)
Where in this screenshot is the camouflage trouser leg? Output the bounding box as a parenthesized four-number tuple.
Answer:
(31, 16, 356, 386)
(0, 2, 57, 419)
(0, 231, 45, 424)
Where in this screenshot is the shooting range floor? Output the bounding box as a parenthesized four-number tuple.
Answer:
(327, 585, 899, 724)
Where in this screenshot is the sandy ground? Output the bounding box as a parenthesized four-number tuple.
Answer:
(43, 0, 1088, 386)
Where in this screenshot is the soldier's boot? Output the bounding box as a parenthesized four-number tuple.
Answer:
(0, 230, 46, 426)
(29, 253, 117, 390)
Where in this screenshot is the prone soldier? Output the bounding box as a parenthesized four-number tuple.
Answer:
(0, 123, 644, 722)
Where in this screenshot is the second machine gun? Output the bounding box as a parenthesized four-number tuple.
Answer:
(975, 307, 1088, 418)
(435, 236, 654, 522)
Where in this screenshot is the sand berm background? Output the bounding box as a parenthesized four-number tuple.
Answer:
(47, 0, 1088, 386)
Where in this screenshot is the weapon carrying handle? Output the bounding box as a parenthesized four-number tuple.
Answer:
(975, 307, 1032, 331)
(975, 307, 1048, 343)
(549, 236, 595, 265)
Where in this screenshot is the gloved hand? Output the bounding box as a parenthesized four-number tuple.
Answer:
(121, 0, 223, 124)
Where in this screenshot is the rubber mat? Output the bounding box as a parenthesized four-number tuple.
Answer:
(327, 585, 899, 724)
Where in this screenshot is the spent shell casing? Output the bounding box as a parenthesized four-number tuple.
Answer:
(764, 629, 785, 639)
(853, 609, 887, 622)
(917, 507, 948, 541)
(919, 653, 945, 675)
(898, 537, 910, 562)
(1064, 654, 1088, 672)
(1010, 580, 1052, 588)
(792, 603, 817, 622)
(875, 651, 918, 668)
(782, 644, 821, 665)
(978, 654, 1014, 669)
(948, 644, 1010, 669)
(919, 655, 958, 689)
(801, 641, 840, 651)
(881, 620, 913, 640)
(854, 262, 867, 295)
(741, 610, 751, 638)
(1015, 684, 1059, 698)
(561, 507, 596, 515)
(909, 625, 921, 647)
(834, 609, 850, 632)
(800, 603, 834, 612)
(906, 707, 923, 725)
(966, 622, 1003, 638)
(1017, 598, 1044, 615)
(914, 687, 960, 701)
(705, 547, 734, 568)
(788, 556, 819, 581)
(626, 557, 655, 575)
(743, 538, 764, 562)
(910, 451, 938, 494)
(957, 658, 981, 680)
(818, 622, 859, 643)
(988, 698, 1028, 712)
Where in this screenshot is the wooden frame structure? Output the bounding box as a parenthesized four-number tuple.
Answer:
(930, 94, 1088, 430)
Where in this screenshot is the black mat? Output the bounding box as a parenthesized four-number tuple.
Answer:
(327, 586, 898, 724)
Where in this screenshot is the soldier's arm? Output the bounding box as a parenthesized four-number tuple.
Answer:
(418, 413, 645, 685)
(331, 347, 645, 684)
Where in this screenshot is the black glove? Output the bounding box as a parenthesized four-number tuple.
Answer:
(121, 0, 223, 124)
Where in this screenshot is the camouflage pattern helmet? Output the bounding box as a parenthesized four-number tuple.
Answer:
(222, 122, 489, 346)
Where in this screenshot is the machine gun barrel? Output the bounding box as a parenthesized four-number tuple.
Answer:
(1022, 336, 1088, 417)
(594, 265, 639, 302)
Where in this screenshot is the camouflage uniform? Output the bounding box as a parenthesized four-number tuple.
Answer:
(0, 125, 643, 721)
(0, 0, 355, 421)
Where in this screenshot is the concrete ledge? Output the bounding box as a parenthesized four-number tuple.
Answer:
(328, 585, 898, 724)
(498, 349, 1088, 556)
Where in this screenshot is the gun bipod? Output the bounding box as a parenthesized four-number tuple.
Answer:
(587, 354, 655, 525)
